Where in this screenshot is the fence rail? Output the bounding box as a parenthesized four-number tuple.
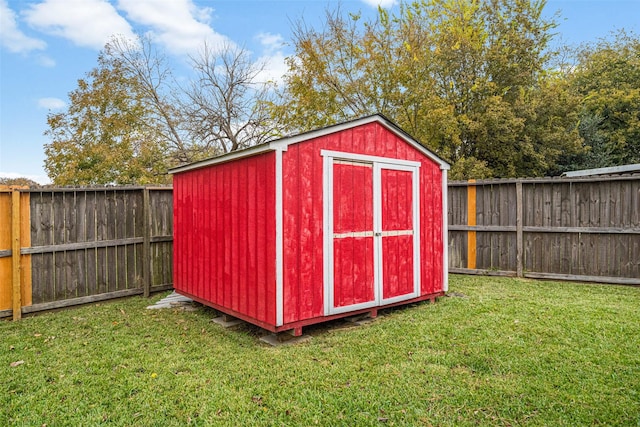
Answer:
(448, 175, 640, 285)
(2, 175, 638, 319)
(0, 186, 173, 319)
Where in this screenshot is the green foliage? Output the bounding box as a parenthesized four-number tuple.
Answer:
(44, 53, 171, 186)
(0, 177, 40, 187)
(449, 156, 492, 180)
(566, 31, 640, 169)
(1, 276, 639, 425)
(271, 0, 582, 177)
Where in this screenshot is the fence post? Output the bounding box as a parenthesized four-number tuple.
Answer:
(467, 180, 476, 270)
(11, 190, 21, 320)
(143, 188, 151, 297)
(516, 181, 523, 277)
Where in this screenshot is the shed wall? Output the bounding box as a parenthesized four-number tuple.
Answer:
(281, 122, 444, 324)
(173, 152, 277, 324)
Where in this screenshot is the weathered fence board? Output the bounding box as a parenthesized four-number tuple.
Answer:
(450, 175, 640, 284)
(1, 187, 173, 318)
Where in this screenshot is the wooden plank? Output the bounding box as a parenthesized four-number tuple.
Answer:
(12, 190, 21, 319)
(21, 288, 146, 313)
(523, 182, 534, 228)
(480, 184, 492, 269)
(85, 191, 98, 296)
(516, 181, 523, 277)
(21, 237, 146, 254)
(52, 192, 66, 301)
(449, 175, 639, 185)
(96, 191, 108, 295)
(74, 191, 87, 297)
(16, 191, 32, 308)
(0, 192, 12, 310)
(36, 192, 54, 303)
(125, 190, 138, 291)
(106, 191, 118, 292)
(631, 180, 640, 279)
(449, 268, 516, 277)
(499, 184, 512, 270)
(448, 225, 639, 234)
(64, 192, 77, 299)
(490, 185, 500, 269)
(467, 180, 476, 269)
(115, 191, 126, 290)
(526, 226, 640, 234)
(524, 271, 640, 286)
(143, 187, 151, 297)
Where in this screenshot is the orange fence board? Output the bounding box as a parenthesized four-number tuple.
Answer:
(467, 180, 477, 270)
(0, 189, 31, 311)
(0, 191, 12, 310)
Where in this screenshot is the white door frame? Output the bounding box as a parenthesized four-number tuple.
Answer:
(321, 150, 421, 316)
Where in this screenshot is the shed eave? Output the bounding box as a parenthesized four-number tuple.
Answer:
(275, 114, 450, 170)
(169, 113, 450, 174)
(168, 143, 274, 174)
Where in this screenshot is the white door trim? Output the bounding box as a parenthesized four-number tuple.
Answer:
(322, 150, 421, 315)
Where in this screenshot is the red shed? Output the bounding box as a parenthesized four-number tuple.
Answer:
(171, 115, 449, 336)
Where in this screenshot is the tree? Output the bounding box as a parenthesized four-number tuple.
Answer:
(44, 35, 281, 184)
(181, 42, 282, 154)
(107, 36, 282, 161)
(271, 0, 583, 178)
(0, 177, 40, 187)
(44, 53, 170, 185)
(106, 36, 192, 164)
(567, 31, 640, 168)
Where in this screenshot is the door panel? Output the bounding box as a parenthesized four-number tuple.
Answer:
(332, 161, 375, 309)
(380, 168, 415, 301)
(333, 236, 375, 307)
(381, 234, 414, 299)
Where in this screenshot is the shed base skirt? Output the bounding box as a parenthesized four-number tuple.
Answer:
(175, 290, 444, 336)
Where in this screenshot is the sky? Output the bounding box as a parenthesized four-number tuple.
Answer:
(1, 0, 639, 184)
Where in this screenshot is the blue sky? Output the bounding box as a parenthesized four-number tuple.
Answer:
(1, 0, 639, 184)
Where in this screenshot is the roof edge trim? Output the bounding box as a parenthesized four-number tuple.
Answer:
(169, 114, 450, 174)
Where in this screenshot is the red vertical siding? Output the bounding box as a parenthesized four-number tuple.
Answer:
(173, 152, 277, 325)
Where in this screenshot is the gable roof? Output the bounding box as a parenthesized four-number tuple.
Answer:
(169, 114, 450, 174)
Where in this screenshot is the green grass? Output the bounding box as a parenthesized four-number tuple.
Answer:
(2, 275, 639, 426)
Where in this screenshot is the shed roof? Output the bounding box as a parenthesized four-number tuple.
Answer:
(169, 114, 450, 174)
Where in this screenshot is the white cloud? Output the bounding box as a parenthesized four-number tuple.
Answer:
(256, 32, 284, 55)
(117, 0, 230, 54)
(24, 0, 136, 50)
(0, 0, 46, 53)
(360, 0, 397, 8)
(254, 32, 288, 85)
(38, 97, 66, 110)
(36, 54, 56, 67)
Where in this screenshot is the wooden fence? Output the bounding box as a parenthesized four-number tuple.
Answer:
(448, 175, 640, 285)
(0, 186, 173, 319)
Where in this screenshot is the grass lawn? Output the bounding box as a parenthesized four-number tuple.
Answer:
(2, 275, 639, 426)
